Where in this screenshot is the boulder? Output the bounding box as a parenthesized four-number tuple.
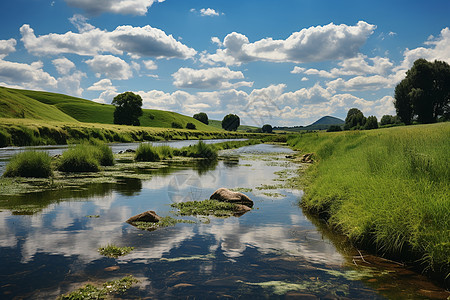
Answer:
(210, 188, 254, 208)
(127, 210, 161, 224)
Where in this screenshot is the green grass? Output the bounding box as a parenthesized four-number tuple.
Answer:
(171, 199, 242, 217)
(135, 143, 161, 162)
(58, 275, 138, 299)
(208, 119, 260, 132)
(58, 144, 101, 172)
(98, 244, 134, 258)
(287, 123, 450, 278)
(133, 216, 196, 231)
(3, 150, 53, 178)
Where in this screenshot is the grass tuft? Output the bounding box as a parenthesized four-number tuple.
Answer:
(171, 199, 240, 217)
(98, 244, 134, 258)
(135, 143, 161, 162)
(58, 144, 100, 172)
(3, 150, 53, 178)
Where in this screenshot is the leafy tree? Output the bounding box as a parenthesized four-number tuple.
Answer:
(261, 124, 273, 133)
(186, 122, 196, 130)
(327, 125, 342, 132)
(394, 59, 450, 124)
(171, 122, 182, 129)
(193, 112, 209, 125)
(222, 114, 240, 131)
(364, 116, 378, 130)
(112, 92, 143, 126)
(380, 115, 401, 126)
(344, 108, 366, 130)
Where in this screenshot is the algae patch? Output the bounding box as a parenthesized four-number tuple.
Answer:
(98, 244, 134, 258)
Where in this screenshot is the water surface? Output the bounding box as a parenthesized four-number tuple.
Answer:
(0, 144, 447, 299)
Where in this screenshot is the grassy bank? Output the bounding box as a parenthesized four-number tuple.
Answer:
(0, 118, 261, 147)
(287, 123, 450, 282)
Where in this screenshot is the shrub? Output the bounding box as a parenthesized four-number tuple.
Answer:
(3, 151, 53, 178)
(58, 144, 100, 172)
(135, 143, 160, 162)
(171, 122, 183, 129)
(186, 122, 196, 130)
(193, 112, 209, 125)
(327, 125, 342, 132)
(0, 129, 11, 147)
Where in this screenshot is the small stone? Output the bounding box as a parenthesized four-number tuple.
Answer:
(127, 210, 161, 224)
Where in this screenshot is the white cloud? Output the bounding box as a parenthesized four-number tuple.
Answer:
(87, 79, 114, 91)
(20, 23, 196, 59)
(0, 39, 17, 59)
(85, 55, 132, 80)
(143, 60, 157, 70)
(327, 75, 393, 91)
(56, 70, 86, 97)
(172, 67, 253, 89)
(69, 14, 95, 33)
(200, 8, 220, 17)
(279, 83, 333, 105)
(0, 59, 57, 90)
(201, 21, 376, 65)
(65, 0, 165, 16)
(52, 57, 76, 75)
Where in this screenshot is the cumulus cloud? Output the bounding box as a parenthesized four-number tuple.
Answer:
(327, 75, 393, 91)
(88, 79, 118, 103)
(69, 14, 95, 33)
(56, 70, 86, 97)
(65, 0, 165, 16)
(201, 21, 376, 65)
(0, 39, 16, 59)
(172, 67, 253, 89)
(52, 57, 76, 75)
(143, 60, 157, 70)
(0, 59, 57, 90)
(85, 55, 132, 80)
(20, 23, 196, 59)
(200, 8, 220, 17)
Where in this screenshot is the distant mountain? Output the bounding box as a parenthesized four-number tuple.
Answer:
(310, 116, 344, 126)
(273, 116, 344, 132)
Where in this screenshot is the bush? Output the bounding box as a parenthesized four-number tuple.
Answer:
(0, 129, 11, 147)
(58, 144, 100, 172)
(327, 125, 343, 132)
(135, 143, 160, 162)
(193, 112, 209, 125)
(3, 151, 53, 178)
(171, 122, 183, 129)
(186, 122, 196, 130)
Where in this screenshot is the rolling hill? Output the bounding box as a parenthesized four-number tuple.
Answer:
(0, 86, 219, 131)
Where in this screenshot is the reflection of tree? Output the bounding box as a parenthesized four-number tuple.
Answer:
(115, 177, 142, 196)
(222, 155, 240, 168)
(195, 159, 218, 175)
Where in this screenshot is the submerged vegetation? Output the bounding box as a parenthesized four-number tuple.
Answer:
(287, 122, 450, 280)
(98, 244, 134, 258)
(171, 199, 243, 217)
(3, 151, 53, 178)
(58, 275, 138, 299)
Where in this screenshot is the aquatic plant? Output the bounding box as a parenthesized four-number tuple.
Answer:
(58, 144, 100, 172)
(98, 244, 134, 258)
(133, 216, 195, 231)
(58, 275, 138, 299)
(135, 143, 160, 162)
(171, 199, 241, 217)
(3, 150, 53, 178)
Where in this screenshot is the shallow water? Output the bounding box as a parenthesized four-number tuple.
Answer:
(0, 144, 448, 299)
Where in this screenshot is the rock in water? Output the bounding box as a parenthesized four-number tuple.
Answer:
(210, 188, 254, 208)
(127, 210, 161, 224)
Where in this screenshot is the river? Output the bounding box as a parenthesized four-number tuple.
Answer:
(0, 143, 448, 299)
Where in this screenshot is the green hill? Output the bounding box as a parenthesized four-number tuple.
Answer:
(208, 119, 260, 132)
(274, 116, 344, 132)
(0, 86, 219, 131)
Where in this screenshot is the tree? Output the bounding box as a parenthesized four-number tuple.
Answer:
(193, 112, 209, 125)
(186, 122, 196, 130)
(364, 116, 378, 130)
(262, 124, 273, 133)
(380, 115, 400, 126)
(394, 59, 450, 124)
(112, 92, 143, 126)
(222, 114, 240, 131)
(344, 108, 366, 130)
(327, 125, 342, 132)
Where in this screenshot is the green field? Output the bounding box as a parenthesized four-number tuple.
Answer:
(287, 123, 450, 280)
(0, 86, 218, 131)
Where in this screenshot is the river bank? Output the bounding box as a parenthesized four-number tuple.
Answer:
(0, 118, 263, 147)
(287, 122, 450, 288)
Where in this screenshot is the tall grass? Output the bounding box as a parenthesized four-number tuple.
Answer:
(3, 150, 53, 178)
(174, 141, 218, 160)
(58, 143, 114, 172)
(288, 123, 450, 278)
(135, 143, 161, 162)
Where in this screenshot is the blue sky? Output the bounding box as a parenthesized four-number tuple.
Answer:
(0, 0, 449, 126)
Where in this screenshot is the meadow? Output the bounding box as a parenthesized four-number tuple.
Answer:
(287, 123, 450, 280)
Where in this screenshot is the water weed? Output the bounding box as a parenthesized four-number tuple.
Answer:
(98, 244, 134, 258)
(3, 151, 53, 178)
